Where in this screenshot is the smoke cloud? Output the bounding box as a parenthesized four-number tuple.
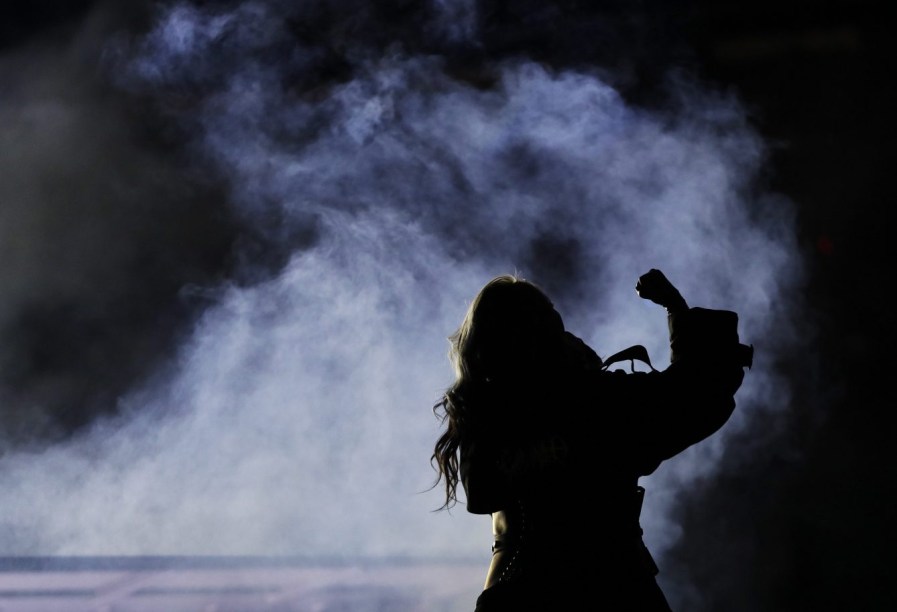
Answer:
(0, 1, 807, 609)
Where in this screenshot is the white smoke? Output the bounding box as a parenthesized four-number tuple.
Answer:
(0, 1, 803, 607)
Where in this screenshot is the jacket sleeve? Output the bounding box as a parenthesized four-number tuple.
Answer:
(600, 307, 753, 475)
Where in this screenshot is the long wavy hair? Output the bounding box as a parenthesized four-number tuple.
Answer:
(430, 274, 567, 510)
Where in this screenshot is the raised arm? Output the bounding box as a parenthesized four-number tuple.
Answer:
(600, 269, 753, 475)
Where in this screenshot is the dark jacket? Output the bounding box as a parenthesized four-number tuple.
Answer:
(460, 307, 752, 611)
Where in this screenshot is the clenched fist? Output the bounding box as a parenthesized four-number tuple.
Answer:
(636, 269, 688, 314)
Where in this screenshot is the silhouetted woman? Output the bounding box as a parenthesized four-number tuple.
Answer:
(431, 269, 753, 611)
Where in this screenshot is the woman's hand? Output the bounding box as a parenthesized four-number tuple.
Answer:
(636, 269, 688, 314)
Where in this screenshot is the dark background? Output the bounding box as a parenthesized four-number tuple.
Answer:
(673, 4, 895, 611)
(1, 1, 894, 610)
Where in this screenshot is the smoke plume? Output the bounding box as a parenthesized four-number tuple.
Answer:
(0, 2, 808, 609)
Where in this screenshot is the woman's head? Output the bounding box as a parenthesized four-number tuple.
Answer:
(430, 274, 567, 509)
(449, 274, 566, 385)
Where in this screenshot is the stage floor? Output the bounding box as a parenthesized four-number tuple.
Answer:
(0, 557, 484, 611)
